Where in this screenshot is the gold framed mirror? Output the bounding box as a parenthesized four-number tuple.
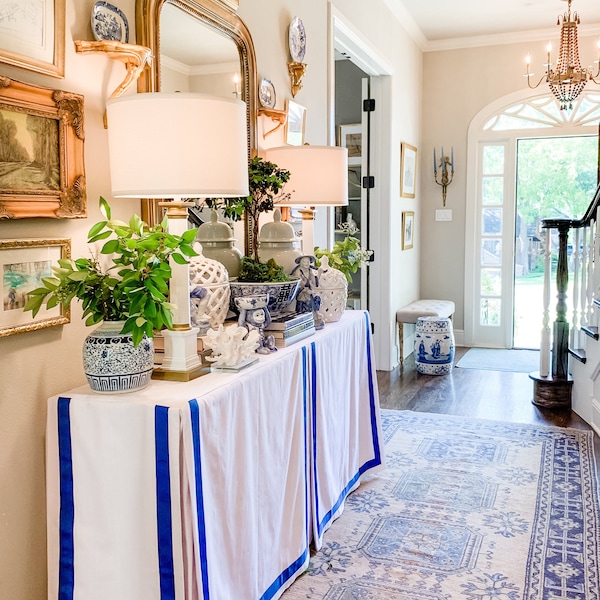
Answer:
(135, 0, 257, 226)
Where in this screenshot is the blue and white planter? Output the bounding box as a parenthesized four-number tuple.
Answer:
(414, 316, 455, 375)
(83, 321, 154, 393)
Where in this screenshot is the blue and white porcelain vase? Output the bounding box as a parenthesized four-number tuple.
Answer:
(414, 316, 455, 375)
(82, 321, 154, 393)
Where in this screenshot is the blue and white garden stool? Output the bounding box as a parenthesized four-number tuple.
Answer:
(414, 316, 455, 375)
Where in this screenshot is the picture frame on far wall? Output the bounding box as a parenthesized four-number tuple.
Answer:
(402, 211, 414, 250)
(0, 238, 71, 337)
(285, 99, 306, 146)
(0, 0, 65, 78)
(0, 77, 86, 219)
(338, 124, 362, 165)
(400, 142, 417, 198)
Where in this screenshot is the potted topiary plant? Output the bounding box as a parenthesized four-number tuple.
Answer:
(206, 155, 301, 315)
(206, 155, 292, 263)
(24, 197, 198, 392)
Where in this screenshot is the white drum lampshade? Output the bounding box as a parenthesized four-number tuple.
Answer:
(265, 145, 348, 207)
(264, 145, 348, 254)
(106, 92, 249, 198)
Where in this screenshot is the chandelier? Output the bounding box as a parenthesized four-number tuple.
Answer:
(525, 0, 600, 110)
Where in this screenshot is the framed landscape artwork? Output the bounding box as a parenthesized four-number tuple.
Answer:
(0, 238, 71, 337)
(0, 77, 86, 219)
(338, 124, 362, 166)
(0, 0, 65, 77)
(400, 142, 417, 198)
(402, 211, 414, 250)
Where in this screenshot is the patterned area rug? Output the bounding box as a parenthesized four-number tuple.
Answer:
(283, 410, 600, 600)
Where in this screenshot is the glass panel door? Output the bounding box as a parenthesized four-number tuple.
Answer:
(472, 141, 515, 346)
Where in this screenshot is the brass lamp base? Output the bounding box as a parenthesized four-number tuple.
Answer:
(151, 363, 210, 382)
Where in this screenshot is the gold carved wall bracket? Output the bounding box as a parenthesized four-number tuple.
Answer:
(288, 62, 307, 97)
(74, 40, 153, 127)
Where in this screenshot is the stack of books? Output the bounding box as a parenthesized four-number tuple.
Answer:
(266, 311, 316, 348)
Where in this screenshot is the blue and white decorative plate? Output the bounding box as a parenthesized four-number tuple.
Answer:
(288, 16, 306, 63)
(259, 78, 276, 109)
(91, 1, 130, 43)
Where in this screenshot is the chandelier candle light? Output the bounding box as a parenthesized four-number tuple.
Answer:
(433, 146, 454, 207)
(524, 0, 600, 110)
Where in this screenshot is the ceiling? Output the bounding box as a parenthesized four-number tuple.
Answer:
(390, 0, 600, 50)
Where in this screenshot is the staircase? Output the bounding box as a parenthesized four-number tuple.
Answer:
(537, 182, 600, 435)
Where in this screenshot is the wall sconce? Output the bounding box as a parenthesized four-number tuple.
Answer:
(433, 146, 454, 207)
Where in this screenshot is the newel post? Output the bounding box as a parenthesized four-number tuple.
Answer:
(530, 219, 573, 409)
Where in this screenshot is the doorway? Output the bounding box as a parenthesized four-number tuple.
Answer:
(514, 135, 598, 348)
(465, 92, 600, 348)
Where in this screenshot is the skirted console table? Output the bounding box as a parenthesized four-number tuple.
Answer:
(46, 310, 384, 600)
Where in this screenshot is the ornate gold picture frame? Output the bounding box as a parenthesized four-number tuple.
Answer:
(0, 0, 65, 78)
(0, 238, 71, 337)
(0, 77, 86, 219)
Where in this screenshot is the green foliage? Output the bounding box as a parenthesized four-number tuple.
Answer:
(517, 136, 598, 221)
(314, 222, 373, 283)
(206, 155, 291, 261)
(24, 197, 198, 346)
(237, 257, 291, 283)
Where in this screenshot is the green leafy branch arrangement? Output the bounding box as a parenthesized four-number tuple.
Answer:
(24, 197, 198, 345)
(314, 221, 373, 283)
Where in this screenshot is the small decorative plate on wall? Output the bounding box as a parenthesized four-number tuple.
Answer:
(288, 16, 306, 63)
(91, 1, 130, 43)
(259, 78, 276, 109)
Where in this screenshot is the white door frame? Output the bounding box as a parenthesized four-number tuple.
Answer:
(329, 4, 394, 368)
(465, 90, 600, 347)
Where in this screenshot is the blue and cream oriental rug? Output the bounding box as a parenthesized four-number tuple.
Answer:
(283, 410, 600, 600)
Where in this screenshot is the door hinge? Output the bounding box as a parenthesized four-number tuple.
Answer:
(362, 176, 375, 189)
(363, 98, 376, 112)
(371, 322, 375, 334)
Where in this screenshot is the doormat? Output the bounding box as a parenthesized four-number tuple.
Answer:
(455, 347, 540, 373)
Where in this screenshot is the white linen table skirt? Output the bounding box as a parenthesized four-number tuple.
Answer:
(46, 310, 383, 600)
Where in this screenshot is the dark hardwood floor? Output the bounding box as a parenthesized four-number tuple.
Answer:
(376, 347, 600, 473)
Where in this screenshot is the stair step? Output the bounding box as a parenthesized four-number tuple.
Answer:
(569, 348, 587, 363)
(582, 325, 599, 340)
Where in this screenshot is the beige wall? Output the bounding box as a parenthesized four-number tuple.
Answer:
(0, 0, 423, 597)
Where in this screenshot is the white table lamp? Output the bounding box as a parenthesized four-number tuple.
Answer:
(264, 145, 348, 254)
(106, 92, 248, 380)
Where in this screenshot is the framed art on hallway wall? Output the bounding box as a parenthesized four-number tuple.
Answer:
(0, 0, 65, 77)
(0, 238, 71, 337)
(338, 124, 362, 166)
(400, 142, 417, 198)
(0, 77, 86, 219)
(402, 211, 414, 250)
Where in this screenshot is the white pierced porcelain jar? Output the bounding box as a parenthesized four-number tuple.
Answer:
(83, 320, 154, 393)
(316, 256, 348, 323)
(189, 244, 231, 334)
